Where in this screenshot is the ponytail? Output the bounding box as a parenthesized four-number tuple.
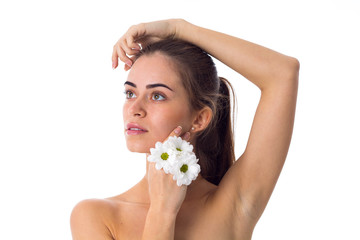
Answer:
(195, 77, 235, 185)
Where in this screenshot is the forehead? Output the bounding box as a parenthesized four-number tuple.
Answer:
(127, 53, 182, 87)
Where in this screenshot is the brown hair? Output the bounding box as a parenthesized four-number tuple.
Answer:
(135, 39, 236, 185)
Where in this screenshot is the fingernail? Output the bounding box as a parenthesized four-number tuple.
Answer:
(174, 126, 182, 134)
(112, 62, 116, 69)
(183, 132, 190, 141)
(126, 60, 132, 67)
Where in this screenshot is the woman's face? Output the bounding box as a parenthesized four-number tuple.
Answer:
(123, 53, 194, 153)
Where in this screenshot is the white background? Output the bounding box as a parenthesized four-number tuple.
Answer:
(1, 0, 359, 239)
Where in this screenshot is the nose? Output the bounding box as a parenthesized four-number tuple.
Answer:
(127, 98, 146, 118)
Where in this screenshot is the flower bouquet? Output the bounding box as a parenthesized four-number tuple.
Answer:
(147, 136, 201, 186)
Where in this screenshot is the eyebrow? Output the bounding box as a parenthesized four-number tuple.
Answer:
(124, 81, 174, 92)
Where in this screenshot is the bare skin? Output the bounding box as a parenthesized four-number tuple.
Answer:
(71, 19, 299, 240)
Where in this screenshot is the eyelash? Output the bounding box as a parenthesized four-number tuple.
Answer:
(123, 90, 166, 101)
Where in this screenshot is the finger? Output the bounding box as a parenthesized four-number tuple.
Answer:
(123, 45, 140, 56)
(124, 55, 137, 71)
(127, 23, 147, 43)
(115, 44, 133, 68)
(163, 126, 183, 143)
(160, 126, 183, 143)
(182, 132, 191, 141)
(126, 35, 141, 51)
(122, 38, 140, 55)
(137, 36, 162, 49)
(112, 35, 138, 69)
(171, 126, 183, 137)
(148, 161, 156, 171)
(112, 41, 130, 68)
(112, 45, 119, 69)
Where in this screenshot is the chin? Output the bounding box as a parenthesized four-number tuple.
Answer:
(125, 138, 154, 154)
(124, 129, 169, 153)
(127, 146, 149, 153)
(126, 143, 148, 153)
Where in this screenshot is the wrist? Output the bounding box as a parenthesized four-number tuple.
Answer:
(173, 18, 188, 40)
(173, 19, 198, 45)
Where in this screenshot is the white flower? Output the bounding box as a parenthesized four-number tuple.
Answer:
(166, 136, 193, 157)
(172, 153, 201, 186)
(147, 141, 174, 174)
(147, 136, 201, 186)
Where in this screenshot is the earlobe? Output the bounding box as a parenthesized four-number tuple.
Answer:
(191, 107, 213, 132)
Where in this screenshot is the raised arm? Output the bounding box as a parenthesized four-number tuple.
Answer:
(176, 20, 299, 90)
(175, 20, 299, 220)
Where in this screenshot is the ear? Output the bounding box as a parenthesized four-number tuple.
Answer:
(191, 106, 213, 133)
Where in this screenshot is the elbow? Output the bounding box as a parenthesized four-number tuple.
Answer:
(276, 57, 299, 90)
(270, 57, 299, 92)
(287, 57, 300, 83)
(258, 56, 300, 92)
(283, 57, 299, 95)
(264, 57, 300, 91)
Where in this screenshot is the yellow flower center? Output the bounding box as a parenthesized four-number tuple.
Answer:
(161, 152, 169, 160)
(180, 164, 188, 173)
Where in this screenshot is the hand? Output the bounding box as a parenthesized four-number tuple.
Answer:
(147, 126, 191, 215)
(112, 19, 183, 71)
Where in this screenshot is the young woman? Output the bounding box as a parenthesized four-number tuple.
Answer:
(71, 19, 299, 239)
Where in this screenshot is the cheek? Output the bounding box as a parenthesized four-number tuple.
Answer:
(122, 104, 127, 121)
(123, 102, 135, 123)
(150, 106, 191, 137)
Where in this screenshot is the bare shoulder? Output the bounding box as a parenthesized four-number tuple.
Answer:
(70, 198, 118, 240)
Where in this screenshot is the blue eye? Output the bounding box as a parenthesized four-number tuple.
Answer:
(124, 90, 136, 99)
(152, 93, 165, 101)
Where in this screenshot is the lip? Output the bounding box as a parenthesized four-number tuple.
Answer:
(125, 123, 148, 135)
